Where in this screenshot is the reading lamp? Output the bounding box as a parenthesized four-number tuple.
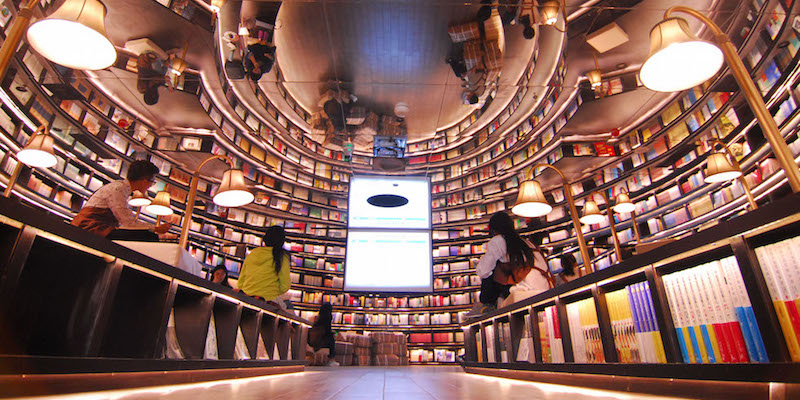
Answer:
(639, 6, 800, 193)
(146, 190, 173, 225)
(129, 190, 151, 220)
(3, 126, 57, 198)
(580, 191, 623, 262)
(178, 155, 254, 249)
(0, 0, 116, 79)
(511, 163, 594, 274)
(612, 188, 641, 243)
(587, 53, 602, 89)
(703, 139, 758, 210)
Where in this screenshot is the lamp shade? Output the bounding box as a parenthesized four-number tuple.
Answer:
(512, 180, 552, 217)
(704, 152, 742, 183)
(541, 1, 560, 25)
(145, 191, 173, 216)
(168, 56, 187, 77)
(17, 134, 57, 168)
(214, 169, 254, 207)
(26, 0, 116, 70)
(639, 17, 723, 92)
(613, 192, 636, 213)
(128, 190, 151, 207)
(580, 199, 605, 225)
(587, 69, 602, 88)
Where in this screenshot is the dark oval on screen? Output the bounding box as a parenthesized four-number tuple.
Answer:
(367, 194, 409, 207)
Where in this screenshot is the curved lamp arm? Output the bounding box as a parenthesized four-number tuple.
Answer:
(664, 6, 800, 192)
(591, 190, 623, 262)
(528, 163, 594, 274)
(708, 139, 758, 210)
(178, 154, 235, 249)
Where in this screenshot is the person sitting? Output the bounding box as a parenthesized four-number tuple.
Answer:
(72, 160, 170, 240)
(210, 264, 232, 288)
(237, 226, 291, 308)
(468, 212, 551, 316)
(307, 302, 339, 366)
(244, 40, 275, 82)
(556, 253, 578, 286)
(137, 51, 167, 105)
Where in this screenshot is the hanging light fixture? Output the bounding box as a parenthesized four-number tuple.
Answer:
(128, 190, 151, 207)
(587, 53, 602, 89)
(17, 131, 57, 168)
(579, 198, 605, 225)
(512, 180, 551, 217)
(214, 169, 254, 207)
(639, 17, 723, 92)
(26, 0, 116, 70)
(541, 1, 561, 25)
(613, 191, 636, 214)
(703, 151, 742, 183)
(209, 0, 226, 13)
(146, 191, 173, 216)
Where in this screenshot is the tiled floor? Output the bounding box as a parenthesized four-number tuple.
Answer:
(26, 366, 690, 400)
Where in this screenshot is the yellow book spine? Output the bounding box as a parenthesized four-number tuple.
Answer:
(693, 326, 710, 364)
(652, 331, 667, 363)
(706, 325, 723, 363)
(774, 300, 800, 362)
(682, 328, 696, 363)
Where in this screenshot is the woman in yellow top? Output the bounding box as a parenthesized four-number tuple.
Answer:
(238, 226, 291, 308)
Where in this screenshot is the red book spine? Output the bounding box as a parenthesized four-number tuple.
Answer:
(712, 323, 732, 363)
(726, 321, 749, 362)
(783, 300, 800, 344)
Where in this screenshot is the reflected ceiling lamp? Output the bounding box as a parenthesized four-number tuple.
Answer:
(587, 53, 602, 89)
(178, 155, 254, 248)
(209, 0, 226, 13)
(540, 1, 561, 26)
(26, 0, 116, 70)
(3, 126, 58, 198)
(702, 139, 758, 210)
(512, 163, 594, 274)
(639, 6, 800, 193)
(613, 188, 641, 243)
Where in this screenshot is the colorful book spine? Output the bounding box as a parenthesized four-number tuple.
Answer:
(607, 289, 641, 363)
(755, 238, 800, 361)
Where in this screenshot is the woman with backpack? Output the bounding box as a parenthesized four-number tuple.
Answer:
(469, 212, 552, 315)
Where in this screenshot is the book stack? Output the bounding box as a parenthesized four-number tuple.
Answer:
(566, 298, 604, 363)
(662, 256, 768, 363)
(754, 237, 800, 361)
(606, 283, 666, 363)
(538, 306, 564, 363)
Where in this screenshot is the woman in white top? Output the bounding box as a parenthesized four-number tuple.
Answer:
(474, 212, 551, 312)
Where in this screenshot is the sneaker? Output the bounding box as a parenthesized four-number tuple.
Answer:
(465, 302, 485, 317)
(327, 359, 340, 367)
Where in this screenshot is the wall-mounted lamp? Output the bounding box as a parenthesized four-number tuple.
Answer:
(178, 155, 254, 249)
(512, 163, 594, 274)
(612, 188, 641, 243)
(639, 6, 800, 193)
(703, 139, 758, 210)
(580, 191, 623, 262)
(3, 126, 57, 198)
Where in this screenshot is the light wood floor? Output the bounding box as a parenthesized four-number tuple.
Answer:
(25, 366, 689, 400)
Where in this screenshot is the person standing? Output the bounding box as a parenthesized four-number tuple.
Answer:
(237, 226, 291, 308)
(71, 160, 170, 240)
(469, 212, 551, 315)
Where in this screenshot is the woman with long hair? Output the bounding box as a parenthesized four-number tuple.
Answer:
(556, 253, 578, 285)
(470, 212, 552, 315)
(237, 226, 291, 308)
(308, 302, 339, 366)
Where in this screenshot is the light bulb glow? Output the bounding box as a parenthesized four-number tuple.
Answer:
(213, 190, 254, 207)
(17, 148, 57, 168)
(128, 197, 151, 207)
(27, 19, 116, 70)
(704, 170, 742, 183)
(613, 202, 636, 214)
(580, 213, 605, 225)
(640, 42, 723, 92)
(145, 204, 173, 216)
(512, 201, 552, 217)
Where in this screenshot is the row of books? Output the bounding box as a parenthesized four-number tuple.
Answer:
(290, 255, 344, 272)
(607, 283, 667, 363)
(293, 292, 477, 308)
(433, 275, 480, 289)
(662, 257, 768, 363)
(433, 244, 485, 257)
(409, 332, 462, 343)
(754, 236, 800, 361)
(409, 349, 458, 363)
(567, 298, 605, 363)
(286, 242, 345, 256)
(539, 306, 565, 363)
(433, 260, 473, 273)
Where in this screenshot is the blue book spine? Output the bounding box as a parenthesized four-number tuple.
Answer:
(642, 282, 658, 332)
(675, 327, 691, 363)
(688, 326, 703, 364)
(628, 285, 642, 333)
(744, 306, 769, 362)
(699, 325, 716, 363)
(735, 306, 758, 362)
